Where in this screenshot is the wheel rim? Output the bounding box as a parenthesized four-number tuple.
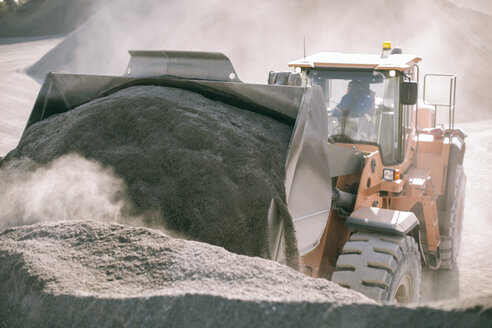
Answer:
(394, 275, 412, 304)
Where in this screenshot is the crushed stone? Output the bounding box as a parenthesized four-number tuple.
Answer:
(3, 85, 298, 266)
(1, 220, 490, 328)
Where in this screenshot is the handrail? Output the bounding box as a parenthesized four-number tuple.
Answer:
(423, 73, 457, 132)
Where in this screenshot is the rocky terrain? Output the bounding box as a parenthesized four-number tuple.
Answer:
(1, 85, 298, 266)
(1, 220, 491, 327)
(0, 0, 111, 38)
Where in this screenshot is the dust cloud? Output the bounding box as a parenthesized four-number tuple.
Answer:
(27, 0, 492, 122)
(0, 153, 143, 231)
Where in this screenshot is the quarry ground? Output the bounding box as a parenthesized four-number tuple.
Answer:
(0, 35, 491, 326)
(0, 36, 62, 156)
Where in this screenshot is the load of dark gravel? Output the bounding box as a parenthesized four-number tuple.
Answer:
(3, 85, 298, 266)
(0, 220, 490, 328)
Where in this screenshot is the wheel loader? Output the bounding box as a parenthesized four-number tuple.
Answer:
(22, 42, 465, 304)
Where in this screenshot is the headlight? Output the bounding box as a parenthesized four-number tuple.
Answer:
(383, 168, 400, 181)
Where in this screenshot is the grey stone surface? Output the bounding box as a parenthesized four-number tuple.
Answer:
(0, 220, 490, 328)
(3, 85, 298, 266)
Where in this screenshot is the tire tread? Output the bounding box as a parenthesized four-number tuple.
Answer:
(332, 232, 421, 303)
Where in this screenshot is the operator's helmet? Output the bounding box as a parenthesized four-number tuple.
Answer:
(348, 80, 363, 93)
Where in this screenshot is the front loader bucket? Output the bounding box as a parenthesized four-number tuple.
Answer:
(21, 51, 363, 264)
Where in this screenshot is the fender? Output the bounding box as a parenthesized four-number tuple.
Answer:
(345, 207, 418, 236)
(345, 206, 426, 265)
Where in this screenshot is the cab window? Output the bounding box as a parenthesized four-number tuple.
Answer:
(305, 69, 401, 165)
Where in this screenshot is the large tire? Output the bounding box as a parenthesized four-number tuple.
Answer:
(332, 232, 421, 303)
(439, 138, 465, 233)
(440, 165, 466, 269)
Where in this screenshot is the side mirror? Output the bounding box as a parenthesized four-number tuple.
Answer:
(400, 81, 418, 105)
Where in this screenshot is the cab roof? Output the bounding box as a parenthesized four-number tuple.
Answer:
(288, 52, 422, 71)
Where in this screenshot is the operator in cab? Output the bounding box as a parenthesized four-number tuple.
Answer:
(328, 79, 376, 141)
(331, 80, 374, 118)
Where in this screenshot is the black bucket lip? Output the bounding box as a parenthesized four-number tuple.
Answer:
(23, 72, 306, 137)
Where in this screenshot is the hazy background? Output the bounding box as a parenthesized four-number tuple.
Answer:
(449, 0, 492, 16)
(0, 0, 111, 36)
(0, 0, 487, 123)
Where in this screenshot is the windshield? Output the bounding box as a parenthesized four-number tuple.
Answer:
(306, 69, 400, 164)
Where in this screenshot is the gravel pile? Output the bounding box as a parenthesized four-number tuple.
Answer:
(0, 220, 490, 328)
(3, 85, 298, 266)
(0, 0, 111, 38)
